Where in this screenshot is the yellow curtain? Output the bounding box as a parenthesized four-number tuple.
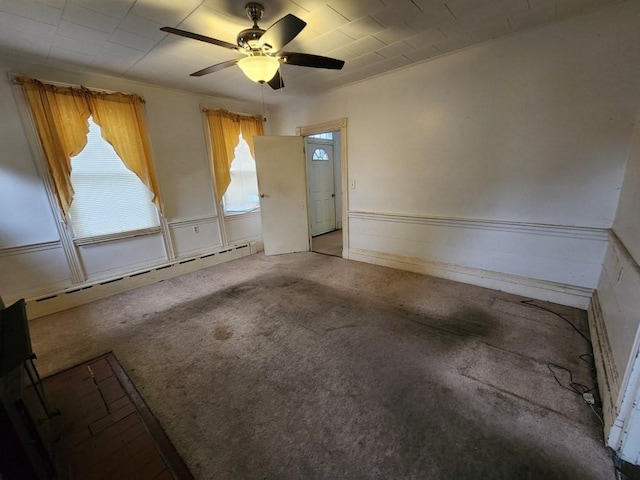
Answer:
(88, 92, 162, 210)
(20, 78, 91, 215)
(20, 77, 162, 215)
(239, 114, 264, 162)
(206, 110, 242, 204)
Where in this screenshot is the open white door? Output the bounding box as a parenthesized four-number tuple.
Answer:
(254, 136, 309, 255)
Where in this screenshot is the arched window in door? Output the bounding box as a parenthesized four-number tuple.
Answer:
(312, 148, 329, 161)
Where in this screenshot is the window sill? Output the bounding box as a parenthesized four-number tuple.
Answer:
(74, 227, 162, 246)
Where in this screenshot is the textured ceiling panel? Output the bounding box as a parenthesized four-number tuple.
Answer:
(0, 0, 621, 103)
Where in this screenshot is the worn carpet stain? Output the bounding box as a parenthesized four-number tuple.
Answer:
(213, 325, 233, 341)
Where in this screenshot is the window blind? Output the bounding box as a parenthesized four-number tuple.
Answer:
(223, 134, 260, 215)
(68, 117, 160, 239)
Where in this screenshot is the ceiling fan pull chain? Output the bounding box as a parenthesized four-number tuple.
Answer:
(261, 83, 267, 123)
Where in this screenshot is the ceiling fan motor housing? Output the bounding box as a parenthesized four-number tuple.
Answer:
(238, 3, 266, 50)
(237, 27, 265, 50)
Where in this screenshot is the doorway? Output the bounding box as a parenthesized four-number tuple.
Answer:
(305, 131, 342, 257)
(295, 118, 348, 259)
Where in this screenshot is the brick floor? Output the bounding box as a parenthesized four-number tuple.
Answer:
(42, 353, 192, 480)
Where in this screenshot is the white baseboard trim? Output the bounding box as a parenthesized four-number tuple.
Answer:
(588, 291, 620, 440)
(26, 243, 253, 319)
(348, 247, 593, 309)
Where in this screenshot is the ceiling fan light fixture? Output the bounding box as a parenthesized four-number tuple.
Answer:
(161, 3, 343, 90)
(238, 55, 279, 83)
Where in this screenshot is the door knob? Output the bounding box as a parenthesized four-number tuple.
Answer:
(331, 193, 335, 197)
(260, 193, 265, 198)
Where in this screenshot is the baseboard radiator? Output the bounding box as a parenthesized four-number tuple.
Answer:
(26, 243, 255, 319)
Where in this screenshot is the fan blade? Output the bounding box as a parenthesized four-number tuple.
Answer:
(160, 27, 240, 51)
(279, 52, 345, 70)
(190, 59, 239, 77)
(258, 14, 306, 52)
(268, 70, 284, 90)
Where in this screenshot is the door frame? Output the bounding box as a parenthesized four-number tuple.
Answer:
(296, 118, 348, 258)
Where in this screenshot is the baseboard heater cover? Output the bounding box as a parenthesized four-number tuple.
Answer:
(26, 243, 253, 319)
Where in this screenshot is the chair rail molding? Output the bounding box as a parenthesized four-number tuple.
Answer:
(347, 211, 609, 240)
(0, 241, 62, 257)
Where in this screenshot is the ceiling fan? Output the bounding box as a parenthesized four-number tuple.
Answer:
(160, 2, 345, 90)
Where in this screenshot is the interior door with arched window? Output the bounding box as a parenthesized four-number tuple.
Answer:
(307, 141, 335, 236)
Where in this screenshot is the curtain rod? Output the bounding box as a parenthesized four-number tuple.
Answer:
(200, 106, 262, 118)
(201, 107, 265, 123)
(8, 72, 135, 96)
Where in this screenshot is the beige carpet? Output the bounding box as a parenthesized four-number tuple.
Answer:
(29, 252, 613, 479)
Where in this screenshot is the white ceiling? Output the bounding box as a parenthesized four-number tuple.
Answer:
(0, 0, 620, 104)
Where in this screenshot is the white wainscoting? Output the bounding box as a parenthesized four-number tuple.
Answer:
(0, 241, 72, 304)
(597, 234, 640, 381)
(26, 242, 254, 319)
(592, 232, 640, 459)
(168, 216, 223, 258)
(588, 291, 620, 440)
(77, 232, 168, 281)
(347, 211, 609, 309)
(225, 212, 263, 247)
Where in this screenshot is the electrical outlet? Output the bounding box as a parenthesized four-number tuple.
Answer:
(193, 225, 199, 234)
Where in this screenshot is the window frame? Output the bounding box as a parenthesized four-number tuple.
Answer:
(21, 79, 165, 246)
(12, 75, 171, 284)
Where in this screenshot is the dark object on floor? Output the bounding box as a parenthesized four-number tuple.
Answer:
(43, 352, 193, 480)
(0, 299, 33, 376)
(1, 298, 57, 479)
(616, 455, 640, 480)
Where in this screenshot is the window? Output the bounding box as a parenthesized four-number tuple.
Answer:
(204, 109, 263, 215)
(309, 132, 333, 140)
(19, 77, 163, 243)
(312, 148, 329, 161)
(68, 117, 159, 239)
(222, 133, 260, 215)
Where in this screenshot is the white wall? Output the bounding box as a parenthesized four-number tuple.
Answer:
(606, 102, 640, 381)
(0, 53, 264, 304)
(0, 62, 60, 248)
(614, 119, 640, 267)
(270, 1, 640, 307)
(594, 101, 640, 460)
